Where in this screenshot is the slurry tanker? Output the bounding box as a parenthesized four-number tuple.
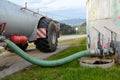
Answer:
(0, 0, 60, 52)
(0, 0, 90, 67)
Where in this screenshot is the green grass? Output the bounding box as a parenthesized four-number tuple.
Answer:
(1, 38, 120, 80)
(27, 43, 35, 49)
(0, 48, 6, 53)
(58, 37, 86, 45)
(78, 27, 86, 35)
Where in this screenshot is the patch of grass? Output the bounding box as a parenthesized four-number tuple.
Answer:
(59, 37, 86, 45)
(1, 38, 120, 80)
(79, 26, 86, 34)
(0, 48, 6, 53)
(27, 43, 35, 49)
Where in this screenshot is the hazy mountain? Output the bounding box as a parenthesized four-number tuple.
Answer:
(59, 18, 86, 26)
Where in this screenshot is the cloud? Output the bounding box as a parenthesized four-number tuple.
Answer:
(8, 0, 86, 20)
(8, 0, 86, 11)
(46, 0, 85, 10)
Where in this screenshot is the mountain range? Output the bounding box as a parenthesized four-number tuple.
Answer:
(59, 18, 86, 26)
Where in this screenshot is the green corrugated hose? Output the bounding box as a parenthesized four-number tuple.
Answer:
(5, 40, 89, 67)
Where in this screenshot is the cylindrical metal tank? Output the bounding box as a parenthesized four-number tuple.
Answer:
(0, 0, 43, 40)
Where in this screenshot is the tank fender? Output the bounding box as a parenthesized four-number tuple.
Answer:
(29, 17, 47, 41)
(36, 17, 47, 39)
(28, 24, 38, 41)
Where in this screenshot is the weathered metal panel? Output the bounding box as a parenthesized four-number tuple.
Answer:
(98, 0, 110, 19)
(87, 0, 110, 21)
(87, 0, 99, 21)
(87, 0, 120, 59)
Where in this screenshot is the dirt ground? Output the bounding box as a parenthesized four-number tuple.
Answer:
(0, 34, 86, 78)
(0, 44, 69, 78)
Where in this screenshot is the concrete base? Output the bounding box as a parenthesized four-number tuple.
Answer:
(79, 57, 115, 68)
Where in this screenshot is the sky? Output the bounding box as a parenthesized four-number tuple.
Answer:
(8, 0, 86, 20)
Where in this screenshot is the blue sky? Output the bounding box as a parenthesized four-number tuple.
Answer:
(9, 0, 86, 20)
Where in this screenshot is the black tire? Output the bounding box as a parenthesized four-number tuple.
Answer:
(35, 18, 58, 52)
(5, 43, 28, 52)
(17, 43, 28, 51)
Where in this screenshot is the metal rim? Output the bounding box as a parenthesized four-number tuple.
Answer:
(51, 29, 57, 44)
(79, 57, 115, 68)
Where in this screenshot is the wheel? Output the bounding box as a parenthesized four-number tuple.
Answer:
(17, 43, 28, 51)
(5, 43, 28, 52)
(35, 18, 58, 52)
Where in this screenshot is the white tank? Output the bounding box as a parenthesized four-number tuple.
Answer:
(0, 0, 43, 40)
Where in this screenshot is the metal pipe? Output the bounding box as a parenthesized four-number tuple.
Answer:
(92, 27, 104, 55)
(5, 39, 89, 67)
(104, 26, 117, 54)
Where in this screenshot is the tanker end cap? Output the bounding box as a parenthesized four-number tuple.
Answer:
(0, 35, 6, 42)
